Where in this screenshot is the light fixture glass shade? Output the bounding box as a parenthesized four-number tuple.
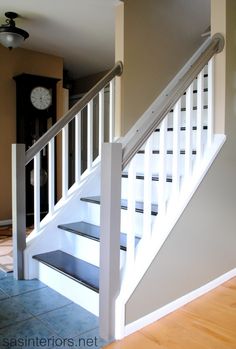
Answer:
(0, 12, 29, 49)
(0, 32, 25, 49)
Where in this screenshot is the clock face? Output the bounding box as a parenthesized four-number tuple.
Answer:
(30, 86, 52, 110)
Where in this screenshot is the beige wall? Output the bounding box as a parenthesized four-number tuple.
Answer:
(120, 0, 210, 135)
(125, 0, 236, 324)
(0, 46, 63, 221)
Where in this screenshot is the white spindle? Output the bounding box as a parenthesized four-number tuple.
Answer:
(126, 159, 136, 270)
(34, 152, 40, 231)
(75, 112, 81, 182)
(158, 116, 167, 215)
(185, 84, 193, 178)
(172, 100, 181, 196)
(62, 125, 69, 198)
(196, 70, 204, 164)
(99, 89, 105, 156)
(48, 138, 55, 215)
(87, 100, 93, 171)
(207, 59, 214, 148)
(109, 79, 115, 142)
(143, 136, 153, 239)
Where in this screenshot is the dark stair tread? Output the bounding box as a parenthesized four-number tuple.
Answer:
(155, 125, 208, 132)
(33, 250, 99, 293)
(137, 149, 197, 155)
(58, 221, 140, 251)
(81, 196, 158, 216)
(122, 173, 173, 182)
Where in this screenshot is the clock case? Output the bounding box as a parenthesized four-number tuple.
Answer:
(14, 73, 60, 226)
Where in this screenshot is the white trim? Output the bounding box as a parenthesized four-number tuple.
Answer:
(124, 267, 236, 337)
(0, 220, 12, 226)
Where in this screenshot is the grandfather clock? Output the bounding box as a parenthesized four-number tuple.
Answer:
(13, 73, 60, 226)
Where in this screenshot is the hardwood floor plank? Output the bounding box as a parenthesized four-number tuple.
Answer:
(106, 331, 166, 349)
(105, 277, 236, 349)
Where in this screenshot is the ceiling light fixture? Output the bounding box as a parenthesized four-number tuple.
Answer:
(0, 12, 29, 50)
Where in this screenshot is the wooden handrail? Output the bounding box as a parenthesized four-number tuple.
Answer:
(121, 34, 224, 169)
(25, 61, 123, 165)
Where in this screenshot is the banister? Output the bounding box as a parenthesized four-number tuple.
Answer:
(121, 33, 224, 170)
(25, 61, 123, 165)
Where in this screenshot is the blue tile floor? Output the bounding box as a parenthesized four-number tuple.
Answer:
(0, 270, 110, 349)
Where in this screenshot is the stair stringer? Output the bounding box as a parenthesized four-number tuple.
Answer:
(24, 163, 101, 280)
(114, 134, 226, 339)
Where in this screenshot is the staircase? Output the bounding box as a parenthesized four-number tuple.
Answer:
(31, 67, 209, 313)
(12, 34, 225, 340)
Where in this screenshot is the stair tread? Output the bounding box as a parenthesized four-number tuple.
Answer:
(81, 196, 158, 216)
(33, 250, 99, 293)
(58, 221, 140, 251)
(122, 172, 173, 182)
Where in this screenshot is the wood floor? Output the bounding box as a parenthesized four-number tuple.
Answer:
(106, 277, 236, 349)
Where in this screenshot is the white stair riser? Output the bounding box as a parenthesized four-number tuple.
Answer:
(36, 261, 99, 316)
(181, 89, 208, 109)
(138, 119, 208, 152)
(121, 178, 172, 203)
(83, 201, 155, 238)
(61, 230, 126, 268)
(134, 153, 196, 176)
(151, 128, 207, 150)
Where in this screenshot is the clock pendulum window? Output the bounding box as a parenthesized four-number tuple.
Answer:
(13, 73, 60, 226)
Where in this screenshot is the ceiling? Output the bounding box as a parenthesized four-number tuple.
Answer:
(0, 0, 120, 79)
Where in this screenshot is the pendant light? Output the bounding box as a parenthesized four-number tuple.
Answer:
(0, 12, 29, 50)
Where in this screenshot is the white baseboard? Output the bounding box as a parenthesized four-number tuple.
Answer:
(124, 267, 236, 337)
(0, 219, 12, 226)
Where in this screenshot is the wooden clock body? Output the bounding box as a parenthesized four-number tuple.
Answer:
(14, 73, 60, 226)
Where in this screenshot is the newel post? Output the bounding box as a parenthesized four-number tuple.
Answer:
(99, 143, 122, 340)
(12, 144, 26, 280)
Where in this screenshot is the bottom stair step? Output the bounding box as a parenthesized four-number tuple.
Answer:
(33, 250, 99, 293)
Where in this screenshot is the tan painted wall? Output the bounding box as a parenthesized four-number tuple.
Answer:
(0, 46, 63, 221)
(120, 0, 210, 135)
(125, 0, 236, 325)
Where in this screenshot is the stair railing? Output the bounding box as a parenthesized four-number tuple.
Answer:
(12, 61, 123, 279)
(99, 34, 225, 339)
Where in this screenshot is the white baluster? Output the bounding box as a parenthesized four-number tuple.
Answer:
(48, 138, 55, 215)
(87, 100, 93, 171)
(143, 135, 153, 239)
(158, 116, 167, 215)
(34, 152, 40, 231)
(62, 125, 69, 198)
(126, 159, 136, 270)
(185, 83, 193, 178)
(109, 79, 115, 142)
(75, 112, 81, 183)
(207, 59, 214, 148)
(172, 99, 181, 196)
(196, 70, 204, 164)
(99, 89, 105, 156)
